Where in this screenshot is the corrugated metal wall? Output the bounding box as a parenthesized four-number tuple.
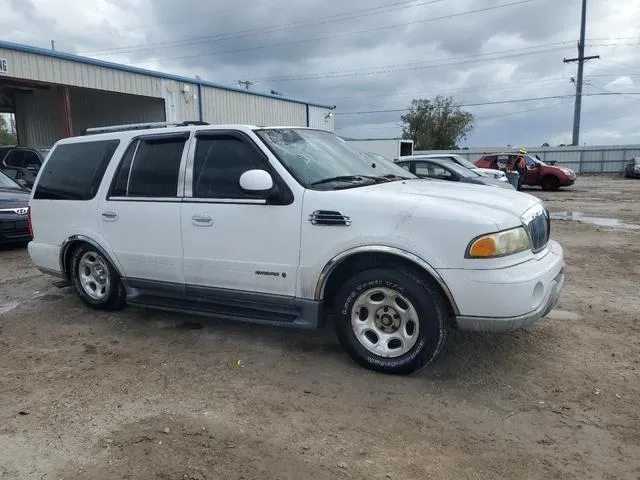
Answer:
(14, 87, 61, 146)
(201, 86, 307, 126)
(415, 146, 640, 174)
(307, 105, 334, 131)
(70, 87, 166, 134)
(161, 79, 199, 122)
(0, 47, 167, 98)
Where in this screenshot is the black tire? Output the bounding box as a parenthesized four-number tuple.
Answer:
(333, 268, 449, 375)
(541, 175, 560, 191)
(70, 244, 126, 311)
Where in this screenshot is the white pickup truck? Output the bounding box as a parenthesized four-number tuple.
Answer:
(27, 123, 565, 374)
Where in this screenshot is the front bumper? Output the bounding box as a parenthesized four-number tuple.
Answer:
(0, 216, 30, 244)
(439, 240, 565, 332)
(455, 267, 564, 331)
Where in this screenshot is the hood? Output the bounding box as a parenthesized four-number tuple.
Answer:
(475, 167, 506, 180)
(345, 179, 541, 221)
(0, 187, 30, 209)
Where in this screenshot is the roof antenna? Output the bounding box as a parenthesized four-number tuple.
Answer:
(51, 40, 55, 51)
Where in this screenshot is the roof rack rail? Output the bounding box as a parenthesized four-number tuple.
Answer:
(81, 120, 209, 135)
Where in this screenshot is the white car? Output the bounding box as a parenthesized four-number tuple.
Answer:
(406, 154, 508, 181)
(27, 123, 565, 375)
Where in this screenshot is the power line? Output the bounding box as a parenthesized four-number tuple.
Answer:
(249, 42, 575, 83)
(585, 82, 640, 103)
(81, 0, 445, 56)
(475, 98, 573, 121)
(127, 0, 537, 64)
(334, 93, 640, 115)
(328, 76, 571, 103)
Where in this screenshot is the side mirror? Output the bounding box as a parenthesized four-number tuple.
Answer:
(239, 169, 274, 194)
(16, 178, 28, 188)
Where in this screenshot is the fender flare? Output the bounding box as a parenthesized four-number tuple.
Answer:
(59, 234, 125, 279)
(313, 245, 459, 315)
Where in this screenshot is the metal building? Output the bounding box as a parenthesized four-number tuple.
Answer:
(0, 40, 335, 147)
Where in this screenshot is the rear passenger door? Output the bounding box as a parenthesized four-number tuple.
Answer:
(98, 132, 189, 286)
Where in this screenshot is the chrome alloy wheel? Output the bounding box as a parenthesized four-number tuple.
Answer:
(78, 251, 111, 300)
(350, 287, 420, 358)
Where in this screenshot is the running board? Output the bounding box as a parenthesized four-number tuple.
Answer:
(124, 280, 321, 329)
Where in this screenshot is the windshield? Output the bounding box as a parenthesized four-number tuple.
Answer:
(527, 155, 547, 166)
(437, 160, 482, 178)
(447, 155, 478, 170)
(0, 170, 23, 190)
(255, 128, 415, 188)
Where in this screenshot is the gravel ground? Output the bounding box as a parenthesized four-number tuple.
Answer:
(0, 176, 639, 480)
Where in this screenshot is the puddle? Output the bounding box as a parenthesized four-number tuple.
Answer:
(550, 211, 640, 230)
(546, 309, 582, 321)
(0, 301, 20, 315)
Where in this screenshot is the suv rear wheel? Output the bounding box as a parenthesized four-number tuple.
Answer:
(333, 268, 449, 375)
(71, 244, 126, 310)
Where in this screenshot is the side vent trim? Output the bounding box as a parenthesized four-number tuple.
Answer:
(309, 210, 351, 226)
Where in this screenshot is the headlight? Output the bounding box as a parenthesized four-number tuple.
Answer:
(466, 227, 531, 258)
(561, 168, 573, 175)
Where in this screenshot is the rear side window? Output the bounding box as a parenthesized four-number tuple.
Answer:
(33, 140, 120, 200)
(110, 136, 187, 198)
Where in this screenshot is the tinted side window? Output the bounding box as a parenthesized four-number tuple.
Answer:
(118, 137, 186, 198)
(34, 140, 120, 200)
(110, 141, 138, 197)
(193, 135, 268, 198)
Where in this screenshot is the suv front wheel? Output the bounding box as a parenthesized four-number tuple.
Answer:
(333, 268, 449, 375)
(71, 245, 126, 310)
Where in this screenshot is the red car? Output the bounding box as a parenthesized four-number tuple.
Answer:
(475, 153, 576, 191)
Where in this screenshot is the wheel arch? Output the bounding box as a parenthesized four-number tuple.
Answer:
(59, 235, 124, 280)
(315, 246, 459, 316)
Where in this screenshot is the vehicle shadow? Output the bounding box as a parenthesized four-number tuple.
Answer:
(0, 241, 29, 252)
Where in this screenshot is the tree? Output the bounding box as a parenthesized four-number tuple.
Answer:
(401, 96, 473, 150)
(0, 115, 16, 146)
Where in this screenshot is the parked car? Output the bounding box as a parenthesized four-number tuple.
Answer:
(27, 122, 564, 375)
(407, 154, 508, 182)
(624, 157, 640, 179)
(475, 153, 576, 191)
(395, 156, 515, 190)
(0, 169, 31, 245)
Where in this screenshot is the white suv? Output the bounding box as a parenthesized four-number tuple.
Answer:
(27, 122, 565, 374)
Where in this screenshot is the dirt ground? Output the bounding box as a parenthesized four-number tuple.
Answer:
(1, 176, 639, 480)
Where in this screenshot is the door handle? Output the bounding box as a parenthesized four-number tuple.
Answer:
(101, 211, 118, 221)
(192, 214, 213, 227)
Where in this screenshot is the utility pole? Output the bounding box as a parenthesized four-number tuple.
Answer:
(238, 80, 253, 90)
(563, 0, 599, 146)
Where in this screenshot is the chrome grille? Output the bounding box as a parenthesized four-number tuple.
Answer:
(525, 207, 550, 253)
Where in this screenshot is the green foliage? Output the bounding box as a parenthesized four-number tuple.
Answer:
(401, 96, 473, 150)
(0, 115, 17, 146)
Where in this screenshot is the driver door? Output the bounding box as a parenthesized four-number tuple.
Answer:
(180, 130, 302, 297)
(524, 156, 540, 185)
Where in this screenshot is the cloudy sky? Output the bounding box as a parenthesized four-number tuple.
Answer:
(5, 0, 640, 146)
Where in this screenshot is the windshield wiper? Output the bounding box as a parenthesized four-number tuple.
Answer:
(310, 175, 380, 186)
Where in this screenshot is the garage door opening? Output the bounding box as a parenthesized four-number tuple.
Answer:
(0, 76, 166, 148)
